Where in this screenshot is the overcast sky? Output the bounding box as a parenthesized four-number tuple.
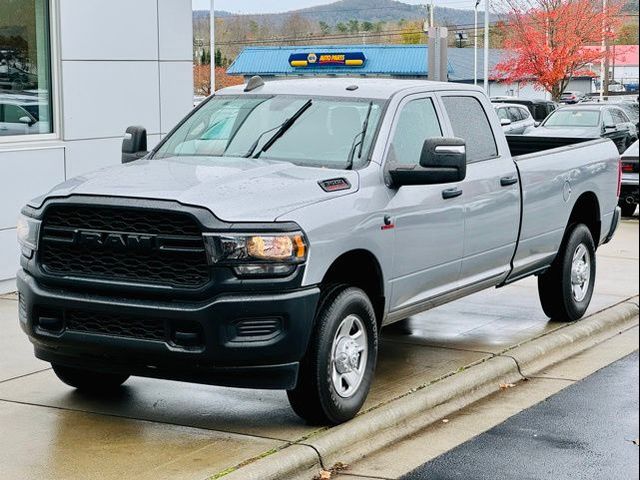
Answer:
(192, 0, 478, 14)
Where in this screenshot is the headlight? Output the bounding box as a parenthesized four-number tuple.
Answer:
(17, 214, 41, 257)
(203, 232, 308, 278)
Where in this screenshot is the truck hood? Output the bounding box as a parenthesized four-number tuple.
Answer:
(525, 126, 599, 138)
(31, 156, 359, 222)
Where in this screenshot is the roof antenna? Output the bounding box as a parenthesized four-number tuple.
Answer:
(245, 76, 265, 92)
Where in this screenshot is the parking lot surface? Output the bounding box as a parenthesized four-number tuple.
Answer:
(0, 218, 637, 480)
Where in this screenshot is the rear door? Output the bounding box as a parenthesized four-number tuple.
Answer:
(603, 108, 628, 152)
(385, 94, 464, 312)
(438, 93, 520, 287)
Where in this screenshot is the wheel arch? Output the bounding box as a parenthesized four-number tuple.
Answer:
(567, 191, 601, 247)
(320, 249, 386, 329)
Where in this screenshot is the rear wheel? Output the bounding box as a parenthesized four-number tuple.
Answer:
(538, 224, 596, 322)
(287, 286, 378, 425)
(52, 364, 129, 392)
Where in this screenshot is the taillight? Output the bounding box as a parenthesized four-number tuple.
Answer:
(617, 159, 622, 198)
(622, 163, 634, 173)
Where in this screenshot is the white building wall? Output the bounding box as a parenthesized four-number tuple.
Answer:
(0, 0, 193, 293)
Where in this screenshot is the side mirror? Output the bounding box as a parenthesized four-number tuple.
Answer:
(389, 138, 467, 186)
(122, 126, 148, 164)
(534, 121, 541, 127)
(19, 116, 34, 126)
(500, 118, 512, 126)
(604, 124, 617, 132)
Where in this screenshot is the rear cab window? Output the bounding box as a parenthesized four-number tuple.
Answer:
(441, 95, 498, 163)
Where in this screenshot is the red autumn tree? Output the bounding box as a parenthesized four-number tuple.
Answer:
(194, 65, 244, 96)
(494, 0, 621, 101)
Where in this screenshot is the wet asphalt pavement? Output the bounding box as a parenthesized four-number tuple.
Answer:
(402, 352, 640, 480)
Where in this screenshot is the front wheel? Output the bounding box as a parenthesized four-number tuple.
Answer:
(538, 224, 596, 322)
(287, 286, 378, 425)
(52, 364, 129, 393)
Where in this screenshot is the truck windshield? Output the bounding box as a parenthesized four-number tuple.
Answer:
(543, 110, 600, 127)
(153, 95, 384, 169)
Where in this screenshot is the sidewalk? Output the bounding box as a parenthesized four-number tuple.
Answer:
(0, 219, 637, 480)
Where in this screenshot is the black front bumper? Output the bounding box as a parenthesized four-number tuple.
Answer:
(17, 270, 320, 390)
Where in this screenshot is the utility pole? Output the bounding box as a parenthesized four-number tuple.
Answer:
(600, 0, 606, 99)
(210, 0, 216, 95)
(428, 27, 449, 82)
(474, 0, 480, 86)
(483, 0, 490, 93)
(430, 0, 435, 29)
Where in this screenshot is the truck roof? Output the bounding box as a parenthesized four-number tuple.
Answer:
(216, 77, 483, 100)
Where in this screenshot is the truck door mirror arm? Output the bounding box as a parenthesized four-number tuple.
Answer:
(122, 126, 149, 164)
(388, 137, 467, 187)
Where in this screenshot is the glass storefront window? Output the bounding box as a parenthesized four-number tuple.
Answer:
(0, 0, 52, 138)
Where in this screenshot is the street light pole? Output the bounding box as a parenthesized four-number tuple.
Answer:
(483, 0, 490, 93)
(210, 0, 216, 95)
(474, 0, 480, 86)
(600, 0, 606, 100)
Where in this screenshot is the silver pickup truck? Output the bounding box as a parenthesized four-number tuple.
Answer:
(17, 78, 622, 425)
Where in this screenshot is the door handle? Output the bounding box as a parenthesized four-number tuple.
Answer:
(442, 187, 463, 199)
(500, 176, 519, 187)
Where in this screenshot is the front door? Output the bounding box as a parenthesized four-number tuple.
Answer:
(384, 95, 464, 313)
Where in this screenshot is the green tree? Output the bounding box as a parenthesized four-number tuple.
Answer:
(336, 22, 348, 34)
(215, 48, 223, 67)
(348, 19, 360, 33)
(362, 21, 374, 32)
(318, 21, 331, 35)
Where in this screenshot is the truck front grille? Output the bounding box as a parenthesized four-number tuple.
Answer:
(38, 205, 210, 289)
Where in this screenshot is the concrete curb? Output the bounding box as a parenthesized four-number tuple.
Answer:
(220, 297, 639, 480)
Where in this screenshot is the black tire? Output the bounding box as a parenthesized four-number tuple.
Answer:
(538, 224, 596, 322)
(619, 201, 637, 218)
(287, 286, 378, 425)
(52, 364, 129, 392)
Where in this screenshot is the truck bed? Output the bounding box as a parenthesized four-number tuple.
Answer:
(506, 138, 620, 281)
(505, 135, 592, 157)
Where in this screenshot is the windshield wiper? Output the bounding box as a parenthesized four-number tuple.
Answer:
(242, 124, 282, 158)
(346, 101, 374, 169)
(253, 99, 313, 159)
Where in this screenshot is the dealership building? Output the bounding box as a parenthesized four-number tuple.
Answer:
(0, 0, 194, 292)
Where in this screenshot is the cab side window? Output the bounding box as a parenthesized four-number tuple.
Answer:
(388, 98, 442, 166)
(442, 96, 498, 162)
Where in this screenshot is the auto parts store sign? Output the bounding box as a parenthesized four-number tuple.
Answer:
(289, 52, 366, 68)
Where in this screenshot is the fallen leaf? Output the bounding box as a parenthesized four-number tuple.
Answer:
(331, 462, 349, 472)
(633, 439, 639, 446)
(500, 383, 517, 390)
(442, 419, 450, 423)
(319, 471, 332, 480)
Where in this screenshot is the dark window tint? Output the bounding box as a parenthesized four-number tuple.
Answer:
(388, 98, 442, 166)
(508, 107, 523, 122)
(442, 96, 497, 162)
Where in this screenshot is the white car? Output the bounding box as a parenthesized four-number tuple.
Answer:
(493, 103, 536, 134)
(0, 95, 46, 136)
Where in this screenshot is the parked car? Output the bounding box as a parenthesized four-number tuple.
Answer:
(524, 104, 638, 153)
(0, 96, 44, 136)
(617, 100, 639, 131)
(619, 140, 639, 217)
(560, 91, 586, 104)
(493, 103, 536, 134)
(17, 78, 621, 425)
(491, 98, 558, 123)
